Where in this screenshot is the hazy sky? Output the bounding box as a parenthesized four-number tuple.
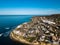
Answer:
(0, 0, 60, 15)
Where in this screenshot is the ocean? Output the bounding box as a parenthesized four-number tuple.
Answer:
(0, 15, 33, 45)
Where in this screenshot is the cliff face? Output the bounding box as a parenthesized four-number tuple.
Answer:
(10, 14, 60, 45)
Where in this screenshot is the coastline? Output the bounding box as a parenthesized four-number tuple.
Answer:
(10, 14, 60, 45)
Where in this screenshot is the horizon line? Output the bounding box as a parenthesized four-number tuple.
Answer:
(0, 8, 60, 15)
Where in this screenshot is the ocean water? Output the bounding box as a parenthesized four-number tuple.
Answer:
(0, 15, 33, 45)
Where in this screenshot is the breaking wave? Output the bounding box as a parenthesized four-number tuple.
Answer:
(0, 26, 16, 37)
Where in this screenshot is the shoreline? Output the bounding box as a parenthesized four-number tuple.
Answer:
(10, 14, 60, 45)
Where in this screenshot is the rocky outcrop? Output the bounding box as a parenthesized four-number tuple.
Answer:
(10, 14, 60, 45)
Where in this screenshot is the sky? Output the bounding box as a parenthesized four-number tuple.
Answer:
(0, 0, 60, 15)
